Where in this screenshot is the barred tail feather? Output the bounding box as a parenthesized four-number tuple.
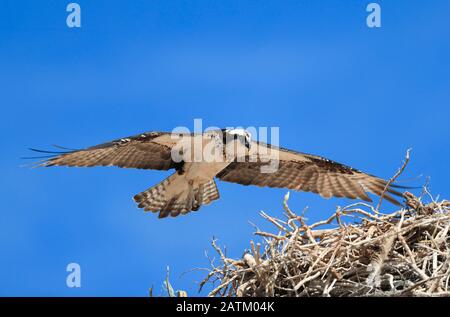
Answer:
(194, 179, 220, 207)
(133, 174, 220, 218)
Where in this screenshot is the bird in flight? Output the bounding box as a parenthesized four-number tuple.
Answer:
(29, 129, 405, 218)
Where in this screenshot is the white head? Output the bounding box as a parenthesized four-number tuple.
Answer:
(223, 128, 252, 149)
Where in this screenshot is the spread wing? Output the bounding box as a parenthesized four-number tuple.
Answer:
(216, 141, 405, 205)
(30, 131, 186, 170)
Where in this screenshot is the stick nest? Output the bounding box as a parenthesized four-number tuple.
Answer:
(202, 192, 450, 297)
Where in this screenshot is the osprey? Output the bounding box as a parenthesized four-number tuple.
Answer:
(30, 129, 405, 218)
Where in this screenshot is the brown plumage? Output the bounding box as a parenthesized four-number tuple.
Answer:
(30, 129, 407, 218)
(216, 152, 403, 206)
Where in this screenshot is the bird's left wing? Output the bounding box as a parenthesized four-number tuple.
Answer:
(216, 141, 405, 205)
(30, 131, 188, 170)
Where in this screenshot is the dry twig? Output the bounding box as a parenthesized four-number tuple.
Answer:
(204, 192, 450, 297)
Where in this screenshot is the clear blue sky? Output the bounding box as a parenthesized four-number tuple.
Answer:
(0, 0, 449, 296)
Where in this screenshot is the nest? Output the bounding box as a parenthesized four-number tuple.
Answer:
(202, 191, 450, 297)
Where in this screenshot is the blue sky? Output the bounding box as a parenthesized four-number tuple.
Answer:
(0, 0, 449, 296)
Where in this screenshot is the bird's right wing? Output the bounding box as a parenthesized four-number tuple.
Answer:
(29, 131, 188, 171)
